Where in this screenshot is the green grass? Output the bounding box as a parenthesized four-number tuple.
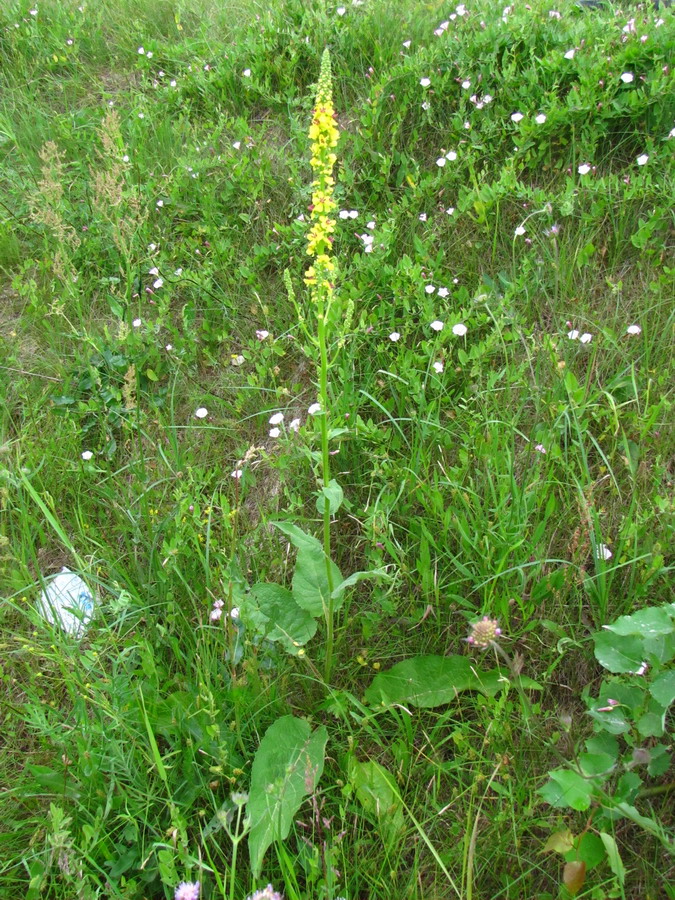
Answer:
(1, 0, 674, 898)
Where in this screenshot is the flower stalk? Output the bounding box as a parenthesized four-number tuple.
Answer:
(305, 49, 340, 681)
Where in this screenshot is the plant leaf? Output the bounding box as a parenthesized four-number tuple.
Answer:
(348, 758, 404, 842)
(538, 769, 595, 811)
(272, 521, 323, 554)
(650, 670, 675, 708)
(593, 631, 645, 673)
(331, 567, 389, 600)
(599, 833, 625, 884)
(247, 715, 327, 879)
(541, 829, 575, 855)
(563, 860, 586, 895)
(248, 583, 317, 654)
(292, 547, 343, 617)
(316, 479, 344, 515)
(365, 655, 480, 708)
(604, 606, 673, 638)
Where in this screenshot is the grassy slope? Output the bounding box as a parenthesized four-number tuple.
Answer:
(0, 0, 674, 898)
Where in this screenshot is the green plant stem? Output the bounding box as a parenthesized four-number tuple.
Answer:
(317, 291, 336, 682)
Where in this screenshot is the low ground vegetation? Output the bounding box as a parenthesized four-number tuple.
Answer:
(0, 1, 673, 898)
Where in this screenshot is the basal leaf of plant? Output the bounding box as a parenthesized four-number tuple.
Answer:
(604, 606, 673, 638)
(593, 631, 645, 674)
(348, 758, 404, 843)
(365, 655, 483, 708)
(247, 715, 327, 880)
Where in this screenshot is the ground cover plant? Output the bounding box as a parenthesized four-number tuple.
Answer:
(0, 0, 674, 897)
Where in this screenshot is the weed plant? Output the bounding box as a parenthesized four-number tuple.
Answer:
(0, 1, 674, 899)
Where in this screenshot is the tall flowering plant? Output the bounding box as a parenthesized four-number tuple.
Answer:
(305, 49, 340, 680)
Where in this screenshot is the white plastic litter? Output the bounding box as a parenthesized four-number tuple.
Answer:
(36, 567, 94, 638)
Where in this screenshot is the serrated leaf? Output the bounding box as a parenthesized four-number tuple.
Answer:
(247, 716, 327, 879)
(248, 583, 317, 654)
(563, 860, 586, 895)
(292, 547, 343, 618)
(541, 829, 575, 855)
(364, 655, 481, 708)
(650, 670, 675, 708)
(593, 631, 645, 673)
(599, 833, 625, 884)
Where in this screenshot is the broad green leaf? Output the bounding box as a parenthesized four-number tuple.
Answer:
(538, 769, 595, 811)
(541, 829, 574, 855)
(331, 567, 389, 600)
(249, 583, 317, 654)
(593, 632, 645, 673)
(650, 670, 675, 708)
(579, 752, 615, 777)
(365, 655, 482, 708)
(636, 698, 666, 738)
(247, 715, 327, 879)
(316, 479, 344, 515)
(604, 607, 673, 638)
(348, 758, 404, 843)
(564, 832, 606, 871)
(599, 833, 625, 884)
(292, 547, 343, 617)
(647, 745, 671, 777)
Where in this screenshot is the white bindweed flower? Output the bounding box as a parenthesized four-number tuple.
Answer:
(269, 427, 280, 438)
(596, 543, 612, 560)
(366, 220, 375, 230)
(138, 47, 145, 55)
(452, 323, 468, 336)
(669, 128, 675, 139)
(174, 267, 182, 276)
(578, 163, 591, 175)
(580, 333, 592, 344)
(626, 324, 641, 335)
(146, 51, 153, 59)
(445, 207, 455, 216)
(210, 608, 223, 622)
(620, 72, 634, 84)
(437, 287, 449, 298)
(338, 210, 349, 219)
(165, 344, 173, 351)
(81, 450, 93, 461)
(403, 40, 411, 48)
(156, 199, 164, 207)
(389, 331, 401, 342)
(308, 403, 321, 415)
(430, 320, 444, 332)
(564, 48, 575, 60)
(232, 141, 241, 150)
(269, 412, 284, 425)
(230, 354, 245, 366)
(132, 318, 142, 328)
(461, 80, 471, 89)
(231, 469, 243, 479)
(511, 112, 524, 123)
(242, 68, 251, 77)
(419, 213, 428, 222)
(568, 329, 579, 340)
(289, 418, 301, 432)
(636, 153, 649, 166)
(436, 157, 447, 167)
(149, 267, 159, 275)
(535, 113, 547, 124)
(153, 278, 163, 289)
(445, 150, 457, 161)
(425, 284, 436, 294)
(422, 101, 430, 111)
(348, 210, 359, 219)
(194, 407, 208, 418)
(138, 113, 145, 119)
(256, 329, 269, 340)
(433, 361, 444, 373)
(337, 5, 346, 14)
(515, 225, 526, 236)
(420, 77, 431, 87)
